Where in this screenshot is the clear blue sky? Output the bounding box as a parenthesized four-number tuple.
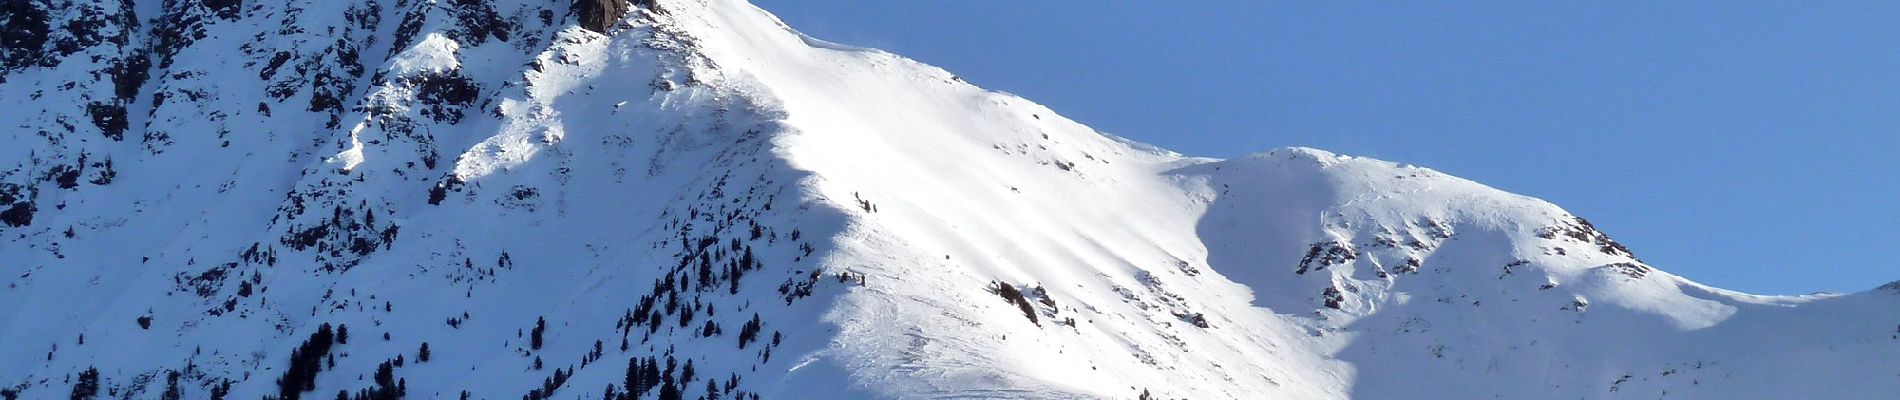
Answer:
(751, 1, 1900, 295)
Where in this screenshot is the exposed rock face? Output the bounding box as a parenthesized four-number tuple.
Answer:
(575, 0, 633, 33)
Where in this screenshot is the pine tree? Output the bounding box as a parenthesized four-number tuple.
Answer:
(642, 357, 661, 394)
(697, 257, 714, 292)
(277, 323, 337, 400)
(737, 314, 762, 349)
(162, 370, 183, 400)
(374, 361, 395, 390)
(209, 379, 232, 400)
(69, 367, 100, 400)
(531, 317, 547, 350)
(418, 342, 430, 362)
(634, 356, 649, 396)
(657, 380, 681, 400)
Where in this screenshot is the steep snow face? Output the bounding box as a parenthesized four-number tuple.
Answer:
(665, 3, 1900, 399)
(2, 0, 1897, 399)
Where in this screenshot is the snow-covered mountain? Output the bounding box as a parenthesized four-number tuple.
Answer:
(2, 0, 1896, 399)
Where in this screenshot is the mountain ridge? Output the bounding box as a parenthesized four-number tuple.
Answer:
(2, 0, 1895, 399)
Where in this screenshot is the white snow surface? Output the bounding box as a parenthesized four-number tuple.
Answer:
(2, 0, 1896, 399)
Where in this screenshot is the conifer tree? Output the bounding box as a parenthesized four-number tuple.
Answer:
(162, 370, 183, 400)
(625, 357, 643, 397)
(69, 367, 100, 400)
(531, 317, 547, 350)
(657, 380, 681, 400)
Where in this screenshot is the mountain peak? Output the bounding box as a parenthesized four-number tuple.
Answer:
(1, 1, 1894, 399)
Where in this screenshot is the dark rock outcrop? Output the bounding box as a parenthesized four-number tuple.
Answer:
(0, 0, 53, 71)
(574, 0, 633, 33)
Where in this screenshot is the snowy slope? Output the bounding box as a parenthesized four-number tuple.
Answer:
(2, 0, 1897, 399)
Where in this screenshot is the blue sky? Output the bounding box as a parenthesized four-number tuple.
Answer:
(751, 2, 1900, 295)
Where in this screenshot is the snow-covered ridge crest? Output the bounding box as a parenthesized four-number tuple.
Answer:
(667, 2, 1895, 397)
(0, 0, 1894, 399)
